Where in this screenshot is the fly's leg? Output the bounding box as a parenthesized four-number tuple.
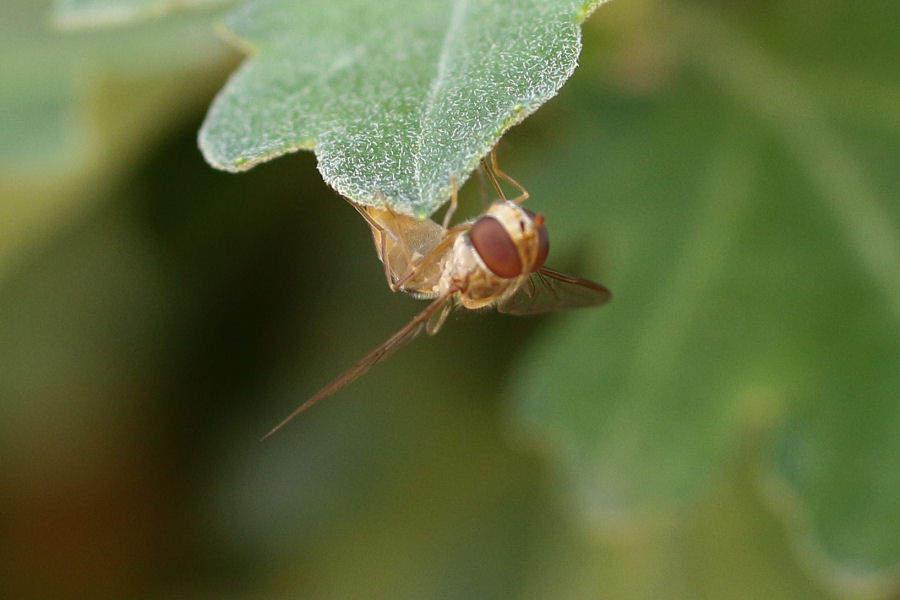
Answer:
(441, 174, 459, 231)
(488, 149, 530, 205)
(481, 156, 506, 202)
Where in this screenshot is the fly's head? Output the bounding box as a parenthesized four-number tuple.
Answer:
(468, 201, 550, 279)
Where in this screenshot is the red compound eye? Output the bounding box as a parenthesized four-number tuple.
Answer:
(533, 223, 550, 272)
(523, 210, 550, 272)
(470, 216, 522, 278)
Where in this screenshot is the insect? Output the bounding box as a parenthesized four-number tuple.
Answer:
(262, 152, 610, 438)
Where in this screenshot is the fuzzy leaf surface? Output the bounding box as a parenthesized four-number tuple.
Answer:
(199, 0, 605, 216)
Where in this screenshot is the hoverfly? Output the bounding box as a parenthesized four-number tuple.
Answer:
(262, 152, 610, 438)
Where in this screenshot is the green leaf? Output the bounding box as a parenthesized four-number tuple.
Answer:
(199, 0, 608, 217)
(504, 0, 900, 592)
(54, 0, 228, 28)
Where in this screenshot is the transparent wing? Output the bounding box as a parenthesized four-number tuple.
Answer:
(496, 267, 611, 315)
(353, 202, 470, 295)
(262, 291, 457, 439)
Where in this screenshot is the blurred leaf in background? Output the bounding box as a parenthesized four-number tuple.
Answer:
(1, 0, 898, 599)
(1, 0, 237, 281)
(54, 0, 229, 28)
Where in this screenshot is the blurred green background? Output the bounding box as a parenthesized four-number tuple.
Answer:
(2, 0, 899, 599)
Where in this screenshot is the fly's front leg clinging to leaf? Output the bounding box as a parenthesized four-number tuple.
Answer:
(482, 149, 530, 205)
(441, 174, 459, 231)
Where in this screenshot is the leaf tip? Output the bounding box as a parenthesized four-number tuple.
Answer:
(575, 1, 607, 25)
